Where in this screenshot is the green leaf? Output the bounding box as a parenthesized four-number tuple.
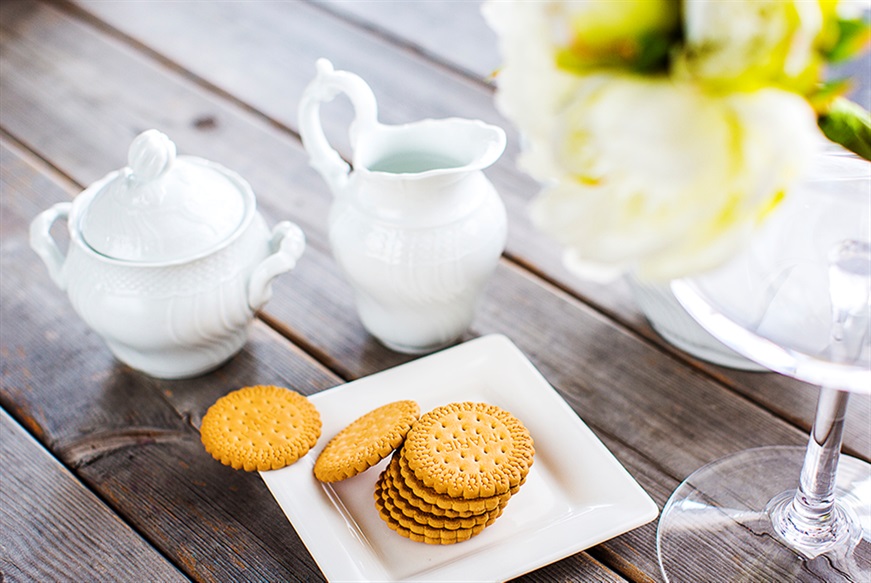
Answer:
(818, 97, 871, 161)
(631, 31, 676, 74)
(824, 18, 871, 63)
(809, 78, 851, 112)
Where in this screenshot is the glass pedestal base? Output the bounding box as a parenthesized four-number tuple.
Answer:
(657, 446, 871, 582)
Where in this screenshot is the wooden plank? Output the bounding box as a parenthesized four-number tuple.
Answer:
(0, 136, 625, 583)
(0, 406, 189, 583)
(69, 0, 871, 458)
(310, 0, 501, 81)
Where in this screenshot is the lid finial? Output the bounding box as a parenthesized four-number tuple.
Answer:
(128, 129, 176, 181)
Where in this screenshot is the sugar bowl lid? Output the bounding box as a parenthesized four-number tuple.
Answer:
(81, 130, 250, 263)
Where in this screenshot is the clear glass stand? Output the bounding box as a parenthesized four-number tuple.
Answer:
(656, 148, 871, 582)
(657, 445, 870, 582)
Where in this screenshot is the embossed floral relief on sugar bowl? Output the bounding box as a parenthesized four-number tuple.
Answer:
(30, 129, 306, 379)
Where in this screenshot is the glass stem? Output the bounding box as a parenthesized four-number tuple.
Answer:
(792, 387, 849, 526)
(773, 238, 871, 555)
(767, 387, 854, 558)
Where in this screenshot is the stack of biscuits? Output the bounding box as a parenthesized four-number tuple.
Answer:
(315, 400, 535, 545)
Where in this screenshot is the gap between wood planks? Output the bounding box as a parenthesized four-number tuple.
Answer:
(0, 406, 193, 582)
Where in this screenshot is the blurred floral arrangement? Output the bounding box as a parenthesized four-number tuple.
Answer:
(484, 0, 870, 281)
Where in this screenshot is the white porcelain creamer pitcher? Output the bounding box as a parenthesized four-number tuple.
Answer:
(30, 130, 306, 379)
(299, 59, 507, 354)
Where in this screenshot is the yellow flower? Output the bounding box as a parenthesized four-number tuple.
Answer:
(483, 0, 867, 281)
(674, 0, 829, 93)
(552, 0, 679, 72)
(529, 74, 820, 281)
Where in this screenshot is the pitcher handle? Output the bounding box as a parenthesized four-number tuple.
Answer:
(30, 202, 72, 290)
(298, 58, 378, 197)
(248, 221, 306, 312)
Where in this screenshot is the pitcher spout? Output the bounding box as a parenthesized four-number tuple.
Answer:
(355, 118, 506, 179)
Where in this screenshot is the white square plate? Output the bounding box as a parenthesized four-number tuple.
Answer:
(261, 334, 658, 582)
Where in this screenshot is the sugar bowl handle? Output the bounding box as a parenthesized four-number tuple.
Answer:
(248, 221, 306, 312)
(30, 202, 73, 290)
(298, 58, 378, 197)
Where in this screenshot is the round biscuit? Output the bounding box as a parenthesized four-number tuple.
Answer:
(403, 402, 534, 499)
(314, 400, 419, 482)
(398, 447, 515, 513)
(374, 478, 493, 544)
(385, 453, 479, 518)
(200, 385, 321, 472)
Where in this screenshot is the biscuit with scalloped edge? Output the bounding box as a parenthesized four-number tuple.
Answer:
(374, 477, 494, 544)
(385, 453, 477, 518)
(398, 446, 518, 513)
(377, 468, 505, 530)
(201, 385, 321, 472)
(403, 402, 534, 499)
(314, 400, 419, 482)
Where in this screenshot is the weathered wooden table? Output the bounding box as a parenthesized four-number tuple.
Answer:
(2, 2, 869, 581)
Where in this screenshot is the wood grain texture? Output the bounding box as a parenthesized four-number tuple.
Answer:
(70, 0, 871, 458)
(311, 0, 501, 81)
(0, 407, 189, 583)
(0, 4, 854, 581)
(1, 0, 819, 475)
(3, 1, 869, 582)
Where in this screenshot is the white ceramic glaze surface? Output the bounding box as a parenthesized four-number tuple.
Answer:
(30, 130, 306, 379)
(629, 277, 767, 371)
(82, 130, 247, 263)
(299, 59, 507, 354)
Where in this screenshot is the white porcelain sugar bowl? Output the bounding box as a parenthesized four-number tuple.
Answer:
(30, 130, 306, 379)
